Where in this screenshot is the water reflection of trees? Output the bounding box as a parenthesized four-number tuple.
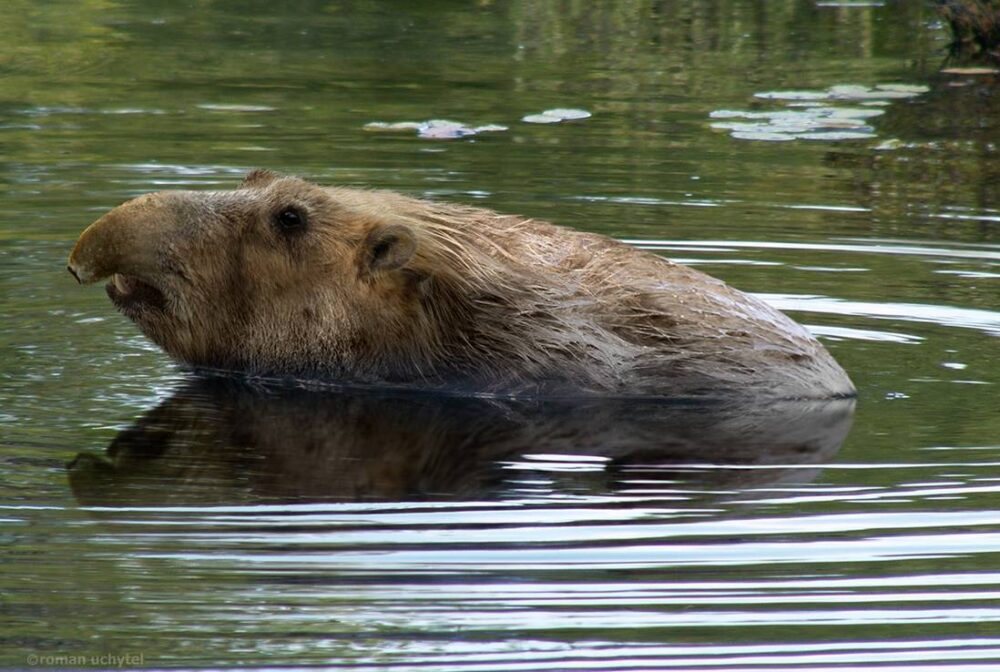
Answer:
(1, 1, 940, 111)
(826, 72, 1000, 244)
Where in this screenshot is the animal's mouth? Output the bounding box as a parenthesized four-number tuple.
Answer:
(106, 273, 167, 317)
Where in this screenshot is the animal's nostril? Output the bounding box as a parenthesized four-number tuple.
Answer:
(67, 265, 81, 283)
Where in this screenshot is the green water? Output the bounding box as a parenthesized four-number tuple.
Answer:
(2, 1, 999, 670)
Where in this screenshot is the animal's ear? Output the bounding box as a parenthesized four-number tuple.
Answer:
(240, 169, 281, 189)
(362, 223, 417, 275)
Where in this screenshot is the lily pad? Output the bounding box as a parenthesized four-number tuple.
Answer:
(730, 131, 797, 141)
(197, 103, 275, 112)
(715, 82, 924, 143)
(522, 108, 592, 123)
(544, 108, 591, 120)
(827, 84, 873, 97)
(826, 107, 885, 120)
(797, 131, 877, 140)
(941, 67, 999, 76)
(363, 119, 508, 140)
(876, 83, 931, 93)
(472, 124, 509, 132)
(873, 138, 906, 151)
(755, 83, 927, 103)
(754, 91, 830, 101)
(710, 109, 788, 120)
(363, 121, 423, 131)
(522, 113, 563, 124)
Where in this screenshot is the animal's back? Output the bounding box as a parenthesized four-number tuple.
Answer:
(355, 188, 854, 399)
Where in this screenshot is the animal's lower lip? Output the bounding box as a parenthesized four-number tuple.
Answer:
(106, 273, 167, 314)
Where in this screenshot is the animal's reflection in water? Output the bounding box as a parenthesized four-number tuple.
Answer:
(68, 379, 855, 505)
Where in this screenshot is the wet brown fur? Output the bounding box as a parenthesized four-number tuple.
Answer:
(68, 170, 854, 399)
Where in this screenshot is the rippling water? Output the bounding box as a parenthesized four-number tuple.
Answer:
(2, 1, 999, 670)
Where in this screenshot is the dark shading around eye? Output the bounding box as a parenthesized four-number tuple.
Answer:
(274, 207, 307, 234)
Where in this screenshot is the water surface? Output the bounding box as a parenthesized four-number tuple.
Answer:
(2, 2, 999, 669)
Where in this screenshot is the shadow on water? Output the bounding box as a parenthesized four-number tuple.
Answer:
(67, 377, 855, 506)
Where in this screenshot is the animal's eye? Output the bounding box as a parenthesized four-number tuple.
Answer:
(274, 207, 306, 234)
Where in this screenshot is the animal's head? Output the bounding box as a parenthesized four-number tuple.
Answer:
(67, 170, 436, 378)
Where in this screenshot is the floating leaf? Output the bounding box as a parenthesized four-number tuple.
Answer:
(197, 103, 275, 112)
(523, 108, 592, 123)
(755, 90, 829, 101)
(827, 84, 872, 97)
(363, 121, 423, 131)
(473, 124, 509, 132)
(826, 107, 885, 119)
(417, 120, 475, 139)
(873, 138, 906, 150)
(876, 83, 931, 93)
(711, 122, 766, 132)
(716, 82, 923, 143)
(755, 83, 926, 103)
(941, 67, 999, 75)
(797, 131, 876, 140)
(710, 109, 793, 120)
(730, 131, 797, 141)
(543, 108, 591, 120)
(815, 1, 886, 6)
(363, 119, 507, 140)
(522, 113, 563, 124)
